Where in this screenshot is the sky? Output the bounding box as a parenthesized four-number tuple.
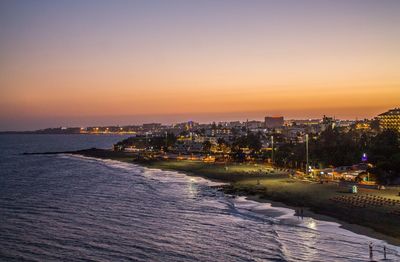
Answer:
(0, 0, 399, 131)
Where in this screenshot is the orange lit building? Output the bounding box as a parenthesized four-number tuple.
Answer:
(378, 108, 400, 132)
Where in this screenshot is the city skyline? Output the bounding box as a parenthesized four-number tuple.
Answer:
(1, 0, 400, 130)
(0, 108, 392, 132)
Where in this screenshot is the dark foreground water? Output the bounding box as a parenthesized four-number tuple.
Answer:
(0, 135, 399, 261)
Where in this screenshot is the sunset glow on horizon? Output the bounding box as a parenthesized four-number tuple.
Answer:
(1, 0, 399, 130)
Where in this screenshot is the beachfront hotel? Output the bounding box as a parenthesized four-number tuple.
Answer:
(378, 108, 400, 132)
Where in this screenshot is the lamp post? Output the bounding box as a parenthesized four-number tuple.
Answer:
(271, 135, 274, 165)
(165, 131, 168, 151)
(306, 134, 309, 176)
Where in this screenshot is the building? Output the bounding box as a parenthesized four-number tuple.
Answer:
(246, 120, 263, 129)
(264, 116, 284, 128)
(378, 108, 400, 132)
(142, 123, 162, 130)
(173, 140, 204, 153)
(290, 119, 320, 126)
(204, 128, 232, 140)
(355, 122, 370, 131)
(321, 115, 335, 130)
(282, 126, 306, 143)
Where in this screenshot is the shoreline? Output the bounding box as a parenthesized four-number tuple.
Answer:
(28, 148, 400, 246)
(246, 195, 400, 246)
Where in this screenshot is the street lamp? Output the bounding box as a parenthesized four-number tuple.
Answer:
(271, 135, 274, 165)
(165, 131, 168, 150)
(306, 134, 309, 176)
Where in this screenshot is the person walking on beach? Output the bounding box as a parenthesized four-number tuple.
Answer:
(300, 208, 304, 220)
(369, 242, 373, 261)
(383, 245, 387, 260)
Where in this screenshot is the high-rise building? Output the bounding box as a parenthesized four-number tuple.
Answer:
(377, 108, 400, 132)
(264, 116, 284, 128)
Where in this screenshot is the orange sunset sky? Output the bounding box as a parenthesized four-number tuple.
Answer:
(0, 0, 399, 130)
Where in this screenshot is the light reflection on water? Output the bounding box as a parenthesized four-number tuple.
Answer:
(307, 218, 317, 230)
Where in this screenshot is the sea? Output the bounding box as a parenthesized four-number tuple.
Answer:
(0, 134, 399, 262)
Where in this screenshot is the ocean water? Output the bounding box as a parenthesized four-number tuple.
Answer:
(0, 134, 399, 262)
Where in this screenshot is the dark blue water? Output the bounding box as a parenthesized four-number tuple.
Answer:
(0, 135, 399, 261)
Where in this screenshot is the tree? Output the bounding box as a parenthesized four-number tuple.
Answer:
(247, 133, 262, 152)
(231, 148, 246, 162)
(370, 119, 380, 131)
(369, 130, 399, 162)
(217, 138, 226, 146)
(202, 141, 212, 153)
(308, 128, 361, 167)
(368, 130, 400, 183)
(179, 130, 189, 137)
(165, 133, 177, 151)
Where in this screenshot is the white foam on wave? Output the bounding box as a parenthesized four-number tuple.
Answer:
(59, 154, 226, 187)
(233, 196, 293, 218)
(141, 167, 228, 187)
(59, 154, 142, 172)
